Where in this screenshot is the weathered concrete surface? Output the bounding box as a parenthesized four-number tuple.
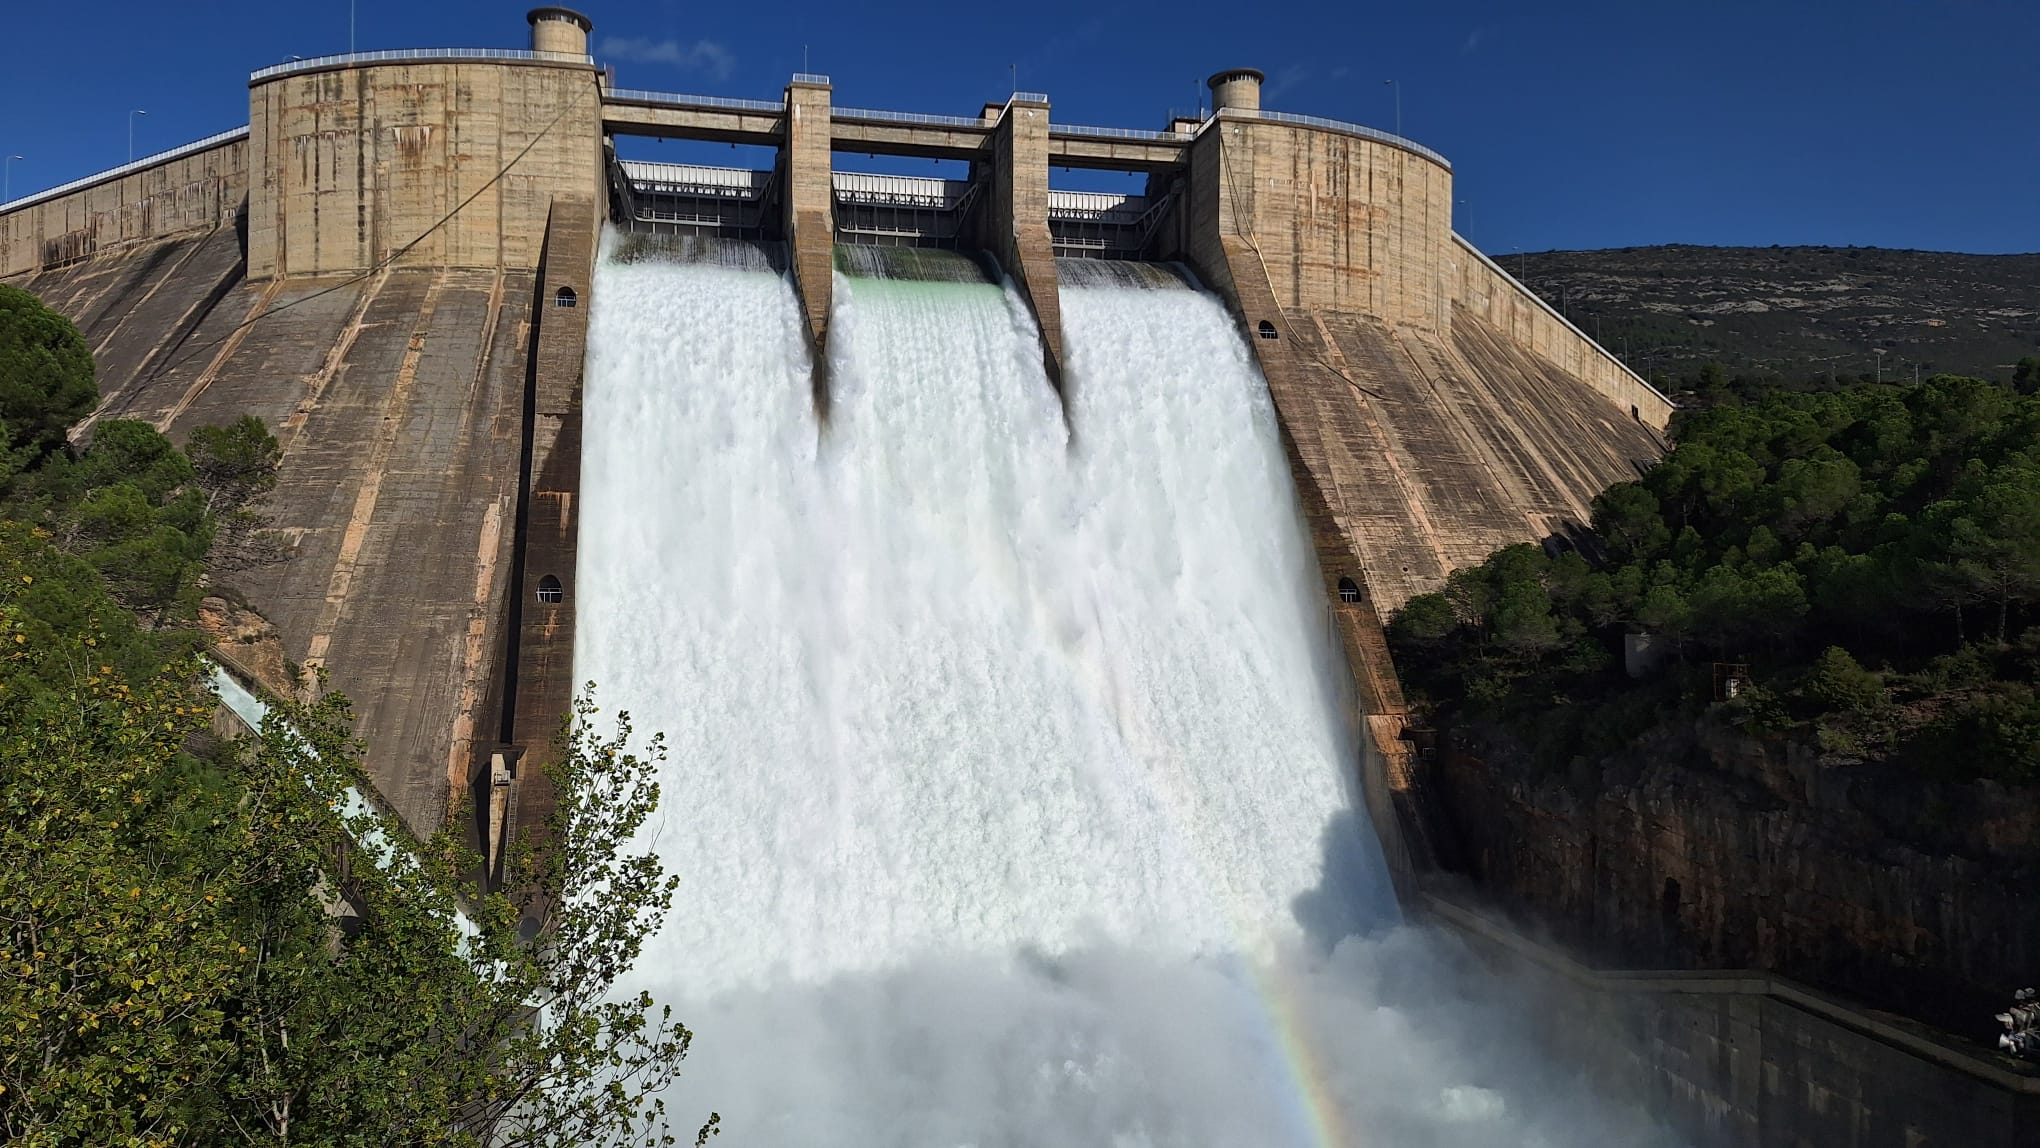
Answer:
(0, 135, 248, 278)
(247, 58, 602, 278)
(783, 78, 833, 413)
(1453, 235, 1671, 429)
(977, 97, 1065, 392)
(499, 198, 597, 860)
(1281, 307, 1662, 610)
(19, 225, 533, 838)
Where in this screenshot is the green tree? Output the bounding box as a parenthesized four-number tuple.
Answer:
(0, 284, 96, 483)
(2010, 356, 2040, 396)
(185, 416, 285, 572)
(1, 523, 713, 1146)
(1805, 646, 1884, 713)
(0, 651, 717, 1146)
(1944, 469, 2040, 644)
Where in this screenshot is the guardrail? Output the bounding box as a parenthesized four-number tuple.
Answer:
(1225, 107, 1453, 170)
(1450, 232, 1671, 405)
(0, 126, 248, 216)
(604, 87, 786, 113)
(831, 106, 990, 129)
(1051, 122, 1192, 143)
(1010, 91, 1050, 104)
(208, 661, 481, 949)
(791, 72, 831, 85)
(250, 47, 592, 83)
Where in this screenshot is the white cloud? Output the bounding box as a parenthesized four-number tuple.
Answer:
(598, 35, 735, 80)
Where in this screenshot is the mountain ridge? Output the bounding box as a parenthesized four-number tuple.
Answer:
(1511, 244, 2040, 388)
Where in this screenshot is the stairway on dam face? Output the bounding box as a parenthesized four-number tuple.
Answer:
(17, 228, 534, 837)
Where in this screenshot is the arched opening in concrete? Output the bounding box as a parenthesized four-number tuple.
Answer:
(1630, 403, 1641, 422)
(1257, 319, 1278, 340)
(555, 286, 579, 308)
(1337, 577, 1361, 603)
(537, 574, 564, 603)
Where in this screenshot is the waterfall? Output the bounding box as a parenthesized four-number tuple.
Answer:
(577, 236, 1674, 1146)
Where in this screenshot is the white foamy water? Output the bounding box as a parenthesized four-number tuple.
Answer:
(577, 236, 1676, 1146)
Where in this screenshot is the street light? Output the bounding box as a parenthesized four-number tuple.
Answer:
(1383, 78, 1401, 137)
(1457, 197, 1469, 241)
(3, 155, 21, 204)
(128, 109, 148, 163)
(1873, 347, 1887, 384)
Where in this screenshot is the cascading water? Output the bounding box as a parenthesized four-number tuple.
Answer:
(577, 234, 1674, 1146)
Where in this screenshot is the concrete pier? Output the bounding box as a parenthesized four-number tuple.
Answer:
(783, 77, 835, 415)
(978, 96, 1065, 393)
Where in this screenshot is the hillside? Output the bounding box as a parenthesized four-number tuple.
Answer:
(1514, 245, 2040, 388)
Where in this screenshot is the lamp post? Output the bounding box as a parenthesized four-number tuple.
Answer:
(1873, 347, 1887, 384)
(1383, 78, 1400, 137)
(128, 109, 148, 163)
(351, 0, 357, 52)
(1457, 197, 1468, 241)
(3, 155, 21, 203)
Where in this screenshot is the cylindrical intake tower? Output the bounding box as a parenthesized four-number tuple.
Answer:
(1207, 67, 1265, 112)
(528, 6, 593, 55)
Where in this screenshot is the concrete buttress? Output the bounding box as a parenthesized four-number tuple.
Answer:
(979, 96, 1065, 393)
(783, 78, 834, 417)
(495, 197, 596, 887)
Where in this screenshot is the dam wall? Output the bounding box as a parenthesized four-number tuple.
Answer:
(16, 236, 536, 836)
(0, 131, 248, 278)
(1453, 234, 1672, 430)
(0, 6, 1673, 900)
(11, 14, 2027, 1142)
(245, 52, 604, 278)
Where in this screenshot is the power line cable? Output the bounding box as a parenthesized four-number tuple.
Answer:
(151, 79, 596, 382)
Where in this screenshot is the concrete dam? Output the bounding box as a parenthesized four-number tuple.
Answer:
(13, 9, 2034, 1144)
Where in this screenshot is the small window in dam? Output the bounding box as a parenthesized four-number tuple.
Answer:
(1257, 320, 1278, 340)
(1630, 404, 1641, 422)
(536, 575, 564, 604)
(554, 286, 578, 308)
(1337, 577, 1362, 603)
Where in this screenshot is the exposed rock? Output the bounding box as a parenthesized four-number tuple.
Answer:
(197, 594, 296, 699)
(1433, 715, 2040, 1038)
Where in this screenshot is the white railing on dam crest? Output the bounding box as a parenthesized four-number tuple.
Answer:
(0, 126, 248, 216)
(251, 47, 593, 83)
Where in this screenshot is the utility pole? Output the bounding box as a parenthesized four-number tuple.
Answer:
(128, 109, 147, 163)
(3, 155, 20, 203)
(1383, 78, 1400, 136)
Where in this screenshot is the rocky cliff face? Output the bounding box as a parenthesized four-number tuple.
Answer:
(1434, 717, 2040, 1038)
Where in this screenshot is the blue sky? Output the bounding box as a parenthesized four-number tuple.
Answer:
(4, 0, 2035, 254)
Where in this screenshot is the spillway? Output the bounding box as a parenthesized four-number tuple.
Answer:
(577, 236, 1672, 1146)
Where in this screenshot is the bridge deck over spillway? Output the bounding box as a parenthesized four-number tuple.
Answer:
(601, 85, 1193, 171)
